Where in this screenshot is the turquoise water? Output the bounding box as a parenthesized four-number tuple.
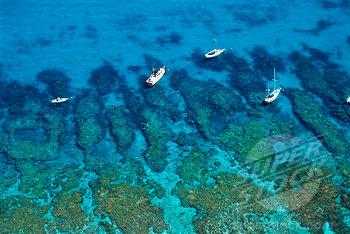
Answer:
(0, 0, 350, 233)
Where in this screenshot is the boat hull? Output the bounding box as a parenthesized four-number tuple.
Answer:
(146, 66, 166, 86)
(51, 97, 70, 103)
(205, 49, 225, 59)
(264, 88, 282, 103)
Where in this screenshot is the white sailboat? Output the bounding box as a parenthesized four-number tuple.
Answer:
(264, 68, 282, 104)
(146, 66, 166, 86)
(205, 48, 225, 59)
(204, 37, 225, 59)
(347, 96, 350, 104)
(50, 97, 72, 104)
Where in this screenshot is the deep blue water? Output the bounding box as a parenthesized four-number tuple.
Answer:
(0, 0, 350, 233)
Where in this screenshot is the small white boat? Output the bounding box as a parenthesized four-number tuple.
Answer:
(347, 96, 350, 104)
(205, 48, 225, 59)
(264, 68, 282, 104)
(50, 97, 71, 104)
(146, 66, 166, 86)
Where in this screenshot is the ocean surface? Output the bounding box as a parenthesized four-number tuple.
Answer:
(0, 0, 350, 233)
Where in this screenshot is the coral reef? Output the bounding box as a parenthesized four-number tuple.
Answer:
(289, 51, 350, 122)
(76, 95, 104, 155)
(93, 180, 168, 233)
(146, 179, 166, 199)
(176, 172, 271, 233)
(170, 69, 245, 138)
(249, 45, 286, 78)
(143, 54, 163, 70)
(51, 190, 90, 232)
(271, 164, 350, 233)
(142, 109, 171, 172)
(156, 31, 182, 45)
(1, 101, 64, 161)
(286, 89, 349, 155)
(37, 69, 72, 97)
(217, 120, 293, 176)
(178, 150, 212, 186)
(0, 197, 49, 233)
(0, 81, 44, 112)
(89, 62, 120, 95)
(141, 85, 182, 121)
(122, 88, 171, 172)
(107, 106, 135, 154)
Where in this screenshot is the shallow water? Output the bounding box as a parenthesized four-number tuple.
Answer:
(0, 0, 350, 233)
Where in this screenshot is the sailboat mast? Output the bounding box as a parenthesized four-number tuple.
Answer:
(273, 68, 276, 91)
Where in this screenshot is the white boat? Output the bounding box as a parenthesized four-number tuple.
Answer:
(347, 97, 350, 104)
(264, 68, 282, 104)
(205, 48, 225, 59)
(146, 66, 166, 86)
(50, 97, 71, 104)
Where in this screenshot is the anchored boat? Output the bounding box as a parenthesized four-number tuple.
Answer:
(146, 66, 166, 86)
(264, 68, 282, 104)
(50, 97, 72, 104)
(205, 49, 225, 59)
(347, 96, 350, 104)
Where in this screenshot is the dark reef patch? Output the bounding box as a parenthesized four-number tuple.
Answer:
(0, 81, 44, 112)
(37, 69, 72, 97)
(121, 87, 172, 172)
(83, 25, 98, 40)
(140, 84, 182, 122)
(223, 3, 277, 27)
(107, 106, 135, 155)
(320, 0, 350, 12)
(249, 45, 286, 78)
(156, 32, 182, 46)
(127, 65, 142, 73)
(33, 37, 52, 47)
(143, 54, 163, 70)
(294, 20, 335, 35)
(170, 69, 246, 138)
(88, 62, 120, 95)
(286, 89, 349, 155)
(289, 50, 350, 122)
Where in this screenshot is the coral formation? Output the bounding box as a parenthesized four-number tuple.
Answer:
(286, 89, 349, 155)
(37, 69, 72, 97)
(93, 180, 168, 233)
(122, 88, 171, 172)
(271, 164, 350, 233)
(142, 109, 171, 172)
(156, 31, 182, 45)
(51, 190, 90, 232)
(289, 51, 350, 122)
(141, 85, 182, 121)
(170, 69, 245, 138)
(89, 62, 120, 95)
(249, 45, 286, 78)
(76, 95, 104, 155)
(178, 150, 212, 185)
(217, 120, 293, 176)
(176, 172, 271, 233)
(0, 197, 49, 233)
(1, 101, 64, 161)
(107, 106, 135, 154)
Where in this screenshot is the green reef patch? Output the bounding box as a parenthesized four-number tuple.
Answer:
(76, 95, 105, 156)
(93, 178, 168, 233)
(286, 89, 350, 156)
(107, 105, 135, 154)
